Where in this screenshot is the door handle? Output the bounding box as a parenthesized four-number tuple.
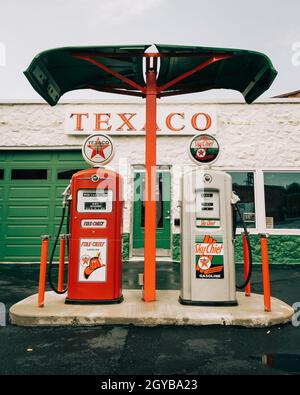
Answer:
(164, 216, 170, 220)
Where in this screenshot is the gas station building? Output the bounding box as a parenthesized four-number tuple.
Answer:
(1, 98, 300, 264)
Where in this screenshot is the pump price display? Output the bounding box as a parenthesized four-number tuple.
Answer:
(196, 189, 220, 219)
(84, 201, 106, 210)
(77, 189, 113, 213)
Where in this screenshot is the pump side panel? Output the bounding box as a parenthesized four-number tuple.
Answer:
(180, 173, 193, 301)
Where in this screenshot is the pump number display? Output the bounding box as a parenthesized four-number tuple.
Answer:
(195, 234, 224, 279)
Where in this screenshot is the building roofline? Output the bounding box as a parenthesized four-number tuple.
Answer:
(273, 90, 300, 98)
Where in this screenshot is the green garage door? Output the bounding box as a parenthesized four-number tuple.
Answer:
(0, 150, 88, 262)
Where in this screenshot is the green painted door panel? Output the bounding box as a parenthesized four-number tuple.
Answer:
(11, 152, 53, 162)
(6, 205, 50, 218)
(133, 170, 171, 250)
(6, 224, 49, 237)
(8, 186, 51, 199)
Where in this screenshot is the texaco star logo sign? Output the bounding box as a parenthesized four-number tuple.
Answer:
(82, 133, 114, 166)
(189, 133, 220, 165)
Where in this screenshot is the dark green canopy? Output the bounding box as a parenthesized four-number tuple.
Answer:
(24, 44, 277, 106)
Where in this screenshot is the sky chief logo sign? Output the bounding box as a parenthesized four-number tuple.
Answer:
(189, 134, 220, 165)
(82, 133, 114, 167)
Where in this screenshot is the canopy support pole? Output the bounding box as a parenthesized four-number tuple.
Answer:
(144, 63, 157, 302)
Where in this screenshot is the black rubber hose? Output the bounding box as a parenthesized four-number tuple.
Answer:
(234, 203, 253, 289)
(232, 205, 237, 239)
(47, 205, 68, 294)
(66, 199, 70, 256)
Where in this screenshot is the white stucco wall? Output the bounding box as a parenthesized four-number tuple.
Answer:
(1, 100, 300, 234)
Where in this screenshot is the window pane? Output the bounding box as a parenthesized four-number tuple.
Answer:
(0, 169, 3, 179)
(227, 172, 256, 228)
(156, 173, 164, 228)
(57, 169, 82, 180)
(264, 172, 300, 229)
(11, 169, 48, 180)
(140, 173, 164, 229)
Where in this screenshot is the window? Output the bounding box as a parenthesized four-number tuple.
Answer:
(264, 172, 300, 229)
(227, 171, 256, 228)
(0, 169, 3, 179)
(140, 172, 164, 228)
(57, 169, 82, 180)
(11, 169, 48, 180)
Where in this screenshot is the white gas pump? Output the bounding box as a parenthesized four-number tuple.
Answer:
(179, 134, 252, 306)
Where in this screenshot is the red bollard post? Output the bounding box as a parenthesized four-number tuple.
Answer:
(37, 235, 50, 307)
(242, 233, 251, 296)
(57, 234, 66, 292)
(260, 233, 271, 312)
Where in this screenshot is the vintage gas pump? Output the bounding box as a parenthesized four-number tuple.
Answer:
(48, 134, 123, 304)
(179, 134, 252, 306)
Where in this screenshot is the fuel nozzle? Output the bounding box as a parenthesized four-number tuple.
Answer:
(231, 191, 240, 205)
(62, 184, 71, 208)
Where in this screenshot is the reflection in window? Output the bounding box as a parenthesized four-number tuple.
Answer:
(57, 169, 82, 180)
(11, 169, 48, 180)
(228, 172, 256, 228)
(264, 172, 300, 229)
(139, 172, 164, 229)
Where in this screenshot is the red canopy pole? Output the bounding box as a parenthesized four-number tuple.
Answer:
(143, 61, 157, 302)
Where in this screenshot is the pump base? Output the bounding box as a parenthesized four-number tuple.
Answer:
(179, 296, 238, 306)
(10, 290, 294, 328)
(65, 294, 124, 305)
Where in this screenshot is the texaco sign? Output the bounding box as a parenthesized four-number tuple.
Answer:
(65, 104, 216, 135)
(82, 133, 114, 166)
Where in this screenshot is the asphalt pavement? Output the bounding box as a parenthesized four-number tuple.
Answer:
(0, 262, 300, 375)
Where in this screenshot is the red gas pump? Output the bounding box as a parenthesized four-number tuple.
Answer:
(66, 167, 123, 304)
(47, 134, 123, 304)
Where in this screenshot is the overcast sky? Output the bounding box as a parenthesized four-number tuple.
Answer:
(0, 0, 299, 101)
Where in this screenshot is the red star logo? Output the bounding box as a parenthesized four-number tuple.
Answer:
(200, 258, 209, 268)
(81, 256, 89, 265)
(87, 137, 110, 159)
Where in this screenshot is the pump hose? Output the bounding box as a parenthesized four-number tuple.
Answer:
(234, 203, 253, 289)
(47, 203, 69, 294)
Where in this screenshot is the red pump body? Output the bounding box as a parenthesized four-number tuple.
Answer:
(66, 168, 123, 304)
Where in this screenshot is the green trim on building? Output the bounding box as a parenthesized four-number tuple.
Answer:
(170, 233, 300, 264)
(234, 235, 300, 264)
(172, 233, 181, 261)
(122, 233, 130, 261)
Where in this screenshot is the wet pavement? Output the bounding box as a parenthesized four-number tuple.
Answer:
(0, 262, 300, 375)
